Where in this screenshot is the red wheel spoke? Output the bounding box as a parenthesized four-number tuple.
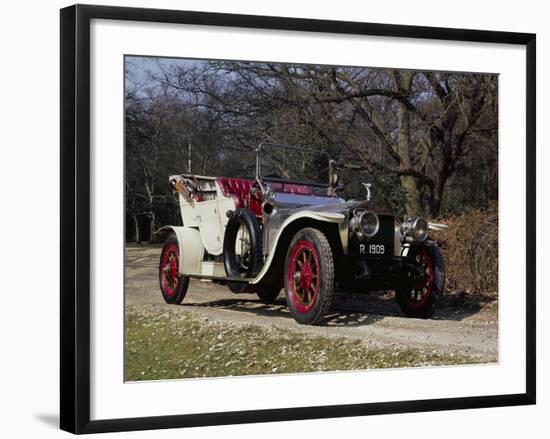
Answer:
(402, 248, 435, 310)
(287, 240, 320, 313)
(160, 243, 180, 297)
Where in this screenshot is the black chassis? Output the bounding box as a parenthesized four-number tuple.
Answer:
(339, 251, 430, 293)
(338, 221, 431, 293)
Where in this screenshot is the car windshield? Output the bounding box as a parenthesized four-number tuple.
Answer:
(257, 143, 330, 187)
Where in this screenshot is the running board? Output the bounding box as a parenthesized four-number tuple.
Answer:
(186, 273, 255, 283)
(183, 260, 255, 283)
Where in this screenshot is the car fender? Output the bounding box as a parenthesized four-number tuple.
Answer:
(394, 222, 447, 257)
(251, 210, 345, 284)
(428, 222, 448, 232)
(155, 226, 204, 274)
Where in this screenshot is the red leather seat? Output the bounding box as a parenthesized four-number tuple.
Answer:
(216, 177, 263, 221)
(270, 182, 312, 195)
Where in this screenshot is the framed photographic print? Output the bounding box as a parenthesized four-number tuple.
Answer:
(60, 4, 536, 434)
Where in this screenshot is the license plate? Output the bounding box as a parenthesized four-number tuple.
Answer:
(359, 243, 386, 255)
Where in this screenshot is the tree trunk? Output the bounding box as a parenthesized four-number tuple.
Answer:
(144, 179, 156, 243)
(394, 71, 423, 216)
(133, 214, 141, 244)
(149, 211, 156, 243)
(430, 170, 449, 217)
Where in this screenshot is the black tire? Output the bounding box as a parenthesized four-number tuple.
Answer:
(159, 234, 190, 304)
(284, 228, 335, 325)
(256, 284, 281, 302)
(395, 244, 445, 318)
(223, 208, 263, 294)
(227, 282, 255, 294)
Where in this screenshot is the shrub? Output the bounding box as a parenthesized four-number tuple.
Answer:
(430, 204, 498, 297)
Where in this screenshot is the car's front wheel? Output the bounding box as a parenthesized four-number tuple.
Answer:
(159, 234, 190, 304)
(395, 244, 445, 318)
(284, 228, 334, 325)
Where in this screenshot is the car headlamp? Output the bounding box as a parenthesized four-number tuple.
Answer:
(351, 210, 379, 240)
(400, 217, 428, 243)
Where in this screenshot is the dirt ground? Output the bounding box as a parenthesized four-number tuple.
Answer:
(125, 244, 498, 363)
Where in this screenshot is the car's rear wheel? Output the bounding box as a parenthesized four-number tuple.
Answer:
(159, 234, 190, 304)
(284, 228, 334, 325)
(395, 245, 445, 318)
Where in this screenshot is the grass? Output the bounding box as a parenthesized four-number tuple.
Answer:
(124, 306, 485, 381)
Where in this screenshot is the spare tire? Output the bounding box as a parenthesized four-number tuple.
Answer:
(223, 208, 263, 293)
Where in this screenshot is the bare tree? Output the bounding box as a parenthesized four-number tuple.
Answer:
(125, 58, 498, 236)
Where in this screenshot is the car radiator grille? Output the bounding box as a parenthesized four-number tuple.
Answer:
(348, 214, 395, 257)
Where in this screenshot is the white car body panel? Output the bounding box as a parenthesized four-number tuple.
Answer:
(428, 222, 449, 232)
(199, 260, 226, 278)
(160, 204, 345, 282)
(182, 197, 236, 256)
(156, 226, 204, 274)
(175, 176, 237, 256)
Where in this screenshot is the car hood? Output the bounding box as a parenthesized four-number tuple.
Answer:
(296, 199, 370, 214)
(272, 192, 368, 214)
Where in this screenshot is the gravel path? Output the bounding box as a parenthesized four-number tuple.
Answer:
(126, 244, 498, 363)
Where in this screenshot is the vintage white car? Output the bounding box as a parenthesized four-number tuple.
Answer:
(156, 143, 446, 325)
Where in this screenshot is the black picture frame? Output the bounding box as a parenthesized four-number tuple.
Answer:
(60, 4, 536, 434)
